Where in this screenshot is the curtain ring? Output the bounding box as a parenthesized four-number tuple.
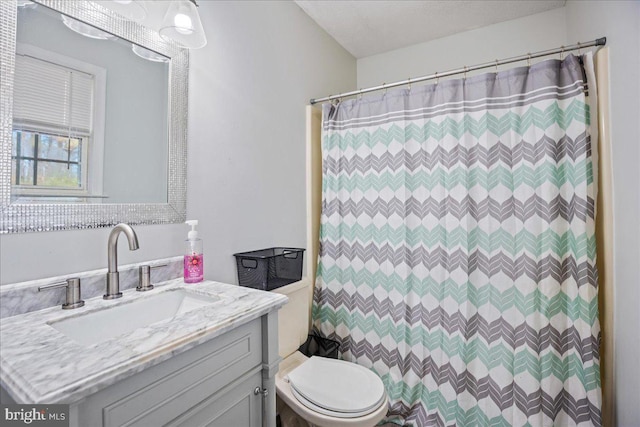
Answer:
(407, 77, 411, 92)
(382, 83, 387, 96)
(358, 88, 363, 100)
(495, 59, 499, 73)
(463, 66, 468, 80)
(560, 46, 565, 60)
(527, 53, 531, 67)
(577, 41, 582, 56)
(434, 71, 439, 84)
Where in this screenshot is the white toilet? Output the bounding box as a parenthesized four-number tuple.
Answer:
(273, 281, 388, 427)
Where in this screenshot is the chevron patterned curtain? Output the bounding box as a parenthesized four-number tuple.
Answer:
(313, 54, 601, 426)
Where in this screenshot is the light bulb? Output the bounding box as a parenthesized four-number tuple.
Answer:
(173, 13, 194, 35)
(113, 0, 132, 4)
(159, 0, 207, 49)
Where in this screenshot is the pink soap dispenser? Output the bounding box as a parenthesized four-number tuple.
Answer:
(184, 220, 204, 283)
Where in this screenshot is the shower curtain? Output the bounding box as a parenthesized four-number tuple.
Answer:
(313, 54, 601, 426)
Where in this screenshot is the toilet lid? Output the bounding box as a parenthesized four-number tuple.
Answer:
(287, 356, 386, 416)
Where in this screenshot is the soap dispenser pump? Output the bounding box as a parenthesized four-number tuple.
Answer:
(184, 220, 203, 283)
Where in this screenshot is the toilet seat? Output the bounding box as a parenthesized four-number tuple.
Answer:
(276, 351, 389, 427)
(287, 356, 386, 418)
(290, 386, 382, 419)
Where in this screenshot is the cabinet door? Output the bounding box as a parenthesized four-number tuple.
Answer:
(78, 319, 262, 427)
(167, 371, 263, 427)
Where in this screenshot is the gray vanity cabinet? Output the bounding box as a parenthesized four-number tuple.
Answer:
(168, 371, 263, 427)
(69, 313, 279, 427)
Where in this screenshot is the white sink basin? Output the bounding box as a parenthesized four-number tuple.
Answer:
(49, 289, 220, 346)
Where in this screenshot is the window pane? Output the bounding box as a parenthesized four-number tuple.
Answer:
(37, 161, 81, 188)
(19, 160, 34, 185)
(38, 134, 72, 161)
(69, 138, 81, 162)
(13, 130, 36, 158)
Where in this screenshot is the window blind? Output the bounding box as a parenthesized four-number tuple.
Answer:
(13, 54, 94, 136)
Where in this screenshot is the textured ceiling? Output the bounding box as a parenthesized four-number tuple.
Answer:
(294, 0, 566, 58)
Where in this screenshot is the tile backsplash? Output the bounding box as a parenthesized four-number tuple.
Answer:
(0, 256, 183, 318)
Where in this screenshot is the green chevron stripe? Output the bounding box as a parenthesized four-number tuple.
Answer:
(381, 374, 593, 427)
(318, 259, 598, 299)
(321, 225, 596, 259)
(325, 100, 589, 148)
(327, 330, 600, 387)
(323, 160, 594, 192)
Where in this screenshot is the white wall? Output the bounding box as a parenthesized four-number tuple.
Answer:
(357, 3, 640, 425)
(186, 1, 355, 285)
(357, 7, 567, 88)
(0, 1, 356, 285)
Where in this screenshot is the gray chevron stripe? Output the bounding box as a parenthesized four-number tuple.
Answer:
(323, 56, 587, 132)
(386, 385, 601, 427)
(324, 334, 599, 377)
(315, 298, 599, 358)
(344, 342, 600, 422)
(387, 403, 445, 427)
(322, 194, 595, 224)
(387, 403, 447, 427)
(323, 133, 590, 173)
(324, 86, 584, 131)
(319, 244, 597, 287)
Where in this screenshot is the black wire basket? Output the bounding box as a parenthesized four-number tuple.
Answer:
(233, 247, 305, 291)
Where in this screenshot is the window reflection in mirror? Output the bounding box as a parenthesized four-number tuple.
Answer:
(13, 3, 170, 204)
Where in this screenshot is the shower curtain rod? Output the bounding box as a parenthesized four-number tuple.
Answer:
(309, 37, 606, 105)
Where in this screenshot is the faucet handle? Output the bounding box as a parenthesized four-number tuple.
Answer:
(39, 278, 85, 310)
(137, 264, 167, 292)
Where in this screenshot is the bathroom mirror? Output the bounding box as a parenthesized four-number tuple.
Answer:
(0, 0, 188, 233)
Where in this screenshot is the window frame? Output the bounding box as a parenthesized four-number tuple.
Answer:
(12, 129, 89, 197)
(12, 43, 106, 201)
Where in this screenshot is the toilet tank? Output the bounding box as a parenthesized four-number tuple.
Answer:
(272, 279, 312, 358)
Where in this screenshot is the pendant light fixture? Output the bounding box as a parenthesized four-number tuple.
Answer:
(159, 0, 207, 49)
(131, 44, 170, 63)
(61, 15, 117, 40)
(105, 0, 148, 22)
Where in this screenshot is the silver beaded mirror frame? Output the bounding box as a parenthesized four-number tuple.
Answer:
(0, 0, 188, 233)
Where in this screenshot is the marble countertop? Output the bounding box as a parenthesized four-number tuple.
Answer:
(0, 279, 288, 404)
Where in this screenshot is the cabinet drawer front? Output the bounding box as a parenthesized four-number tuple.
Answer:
(102, 320, 262, 427)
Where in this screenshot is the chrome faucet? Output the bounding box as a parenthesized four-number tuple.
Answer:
(104, 223, 140, 300)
